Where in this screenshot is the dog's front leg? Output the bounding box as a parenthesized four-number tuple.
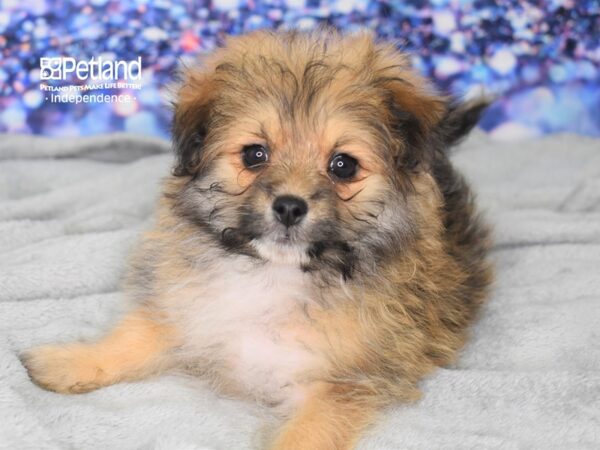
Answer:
(21, 308, 176, 394)
(270, 382, 378, 450)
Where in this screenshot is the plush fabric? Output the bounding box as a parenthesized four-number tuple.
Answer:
(1, 132, 598, 449)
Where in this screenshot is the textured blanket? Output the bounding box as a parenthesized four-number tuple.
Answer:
(1, 132, 599, 450)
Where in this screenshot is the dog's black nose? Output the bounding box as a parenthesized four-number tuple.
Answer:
(272, 195, 308, 227)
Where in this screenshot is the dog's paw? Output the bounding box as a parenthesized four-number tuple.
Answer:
(21, 344, 104, 394)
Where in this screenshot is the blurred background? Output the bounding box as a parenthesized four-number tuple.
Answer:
(0, 0, 598, 141)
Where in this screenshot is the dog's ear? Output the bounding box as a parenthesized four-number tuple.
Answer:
(385, 82, 447, 171)
(434, 98, 491, 148)
(372, 38, 490, 169)
(171, 69, 217, 177)
(389, 91, 490, 170)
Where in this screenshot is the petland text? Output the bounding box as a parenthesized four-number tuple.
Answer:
(40, 57, 142, 81)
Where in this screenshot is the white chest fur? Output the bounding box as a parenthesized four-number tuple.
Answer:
(174, 257, 322, 406)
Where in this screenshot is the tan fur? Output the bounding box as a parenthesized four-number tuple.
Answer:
(269, 382, 377, 450)
(22, 310, 176, 394)
(23, 29, 492, 449)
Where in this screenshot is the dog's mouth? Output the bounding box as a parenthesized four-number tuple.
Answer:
(220, 224, 355, 276)
(250, 235, 310, 265)
(274, 235, 292, 244)
(272, 228, 301, 244)
(218, 223, 309, 263)
(223, 210, 353, 268)
(261, 221, 306, 244)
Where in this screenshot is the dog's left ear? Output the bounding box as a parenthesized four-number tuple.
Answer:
(390, 93, 490, 170)
(434, 98, 491, 148)
(386, 84, 446, 171)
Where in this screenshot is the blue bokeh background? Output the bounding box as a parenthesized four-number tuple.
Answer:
(1, 0, 598, 140)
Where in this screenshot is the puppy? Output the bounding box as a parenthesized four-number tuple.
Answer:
(23, 29, 492, 450)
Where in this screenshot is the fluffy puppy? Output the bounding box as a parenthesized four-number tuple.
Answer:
(23, 29, 492, 450)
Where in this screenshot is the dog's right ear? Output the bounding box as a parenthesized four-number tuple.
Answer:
(171, 69, 217, 177)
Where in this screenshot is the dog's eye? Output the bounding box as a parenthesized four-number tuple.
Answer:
(329, 153, 358, 180)
(242, 144, 269, 168)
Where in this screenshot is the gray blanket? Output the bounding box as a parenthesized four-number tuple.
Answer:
(1, 132, 599, 449)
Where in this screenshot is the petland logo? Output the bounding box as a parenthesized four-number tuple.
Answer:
(40, 57, 142, 81)
(39, 57, 142, 104)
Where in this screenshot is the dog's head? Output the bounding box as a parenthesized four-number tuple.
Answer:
(169, 30, 487, 275)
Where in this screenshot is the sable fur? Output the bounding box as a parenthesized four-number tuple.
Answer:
(23, 29, 492, 450)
